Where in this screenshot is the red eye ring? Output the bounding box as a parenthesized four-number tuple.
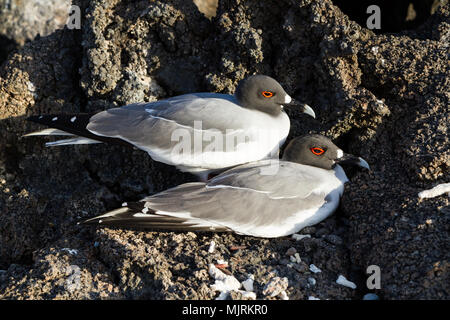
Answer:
(311, 147, 325, 156)
(261, 91, 274, 98)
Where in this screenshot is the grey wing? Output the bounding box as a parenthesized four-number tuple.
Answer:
(86, 94, 258, 169)
(207, 160, 325, 199)
(138, 161, 330, 237)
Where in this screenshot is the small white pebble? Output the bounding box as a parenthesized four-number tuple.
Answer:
(308, 296, 320, 300)
(239, 290, 256, 300)
(61, 248, 78, 255)
(336, 275, 357, 289)
(242, 277, 254, 292)
(121, 202, 127, 207)
(309, 264, 322, 273)
(292, 234, 311, 241)
(52, 117, 58, 121)
(290, 253, 301, 264)
(262, 277, 288, 297)
(208, 264, 226, 281)
(308, 277, 316, 286)
(208, 241, 216, 253)
(27, 81, 36, 92)
(216, 259, 228, 266)
(279, 290, 289, 300)
(209, 264, 241, 296)
(418, 183, 450, 199)
(39, 115, 44, 119)
(70, 116, 77, 122)
(371, 46, 379, 54)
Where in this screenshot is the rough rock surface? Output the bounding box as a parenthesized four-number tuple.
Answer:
(0, 0, 72, 64)
(0, 0, 448, 299)
(193, 0, 218, 18)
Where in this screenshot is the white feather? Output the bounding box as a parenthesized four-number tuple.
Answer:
(83, 207, 129, 223)
(23, 128, 75, 137)
(45, 137, 102, 147)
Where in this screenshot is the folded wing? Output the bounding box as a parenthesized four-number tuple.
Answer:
(86, 94, 275, 170)
(83, 161, 332, 237)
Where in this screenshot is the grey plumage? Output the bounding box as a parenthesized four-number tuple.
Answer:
(82, 135, 370, 238)
(25, 75, 316, 180)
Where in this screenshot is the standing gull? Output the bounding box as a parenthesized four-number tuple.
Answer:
(24, 75, 315, 180)
(82, 134, 369, 238)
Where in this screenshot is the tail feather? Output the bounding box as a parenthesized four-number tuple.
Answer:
(27, 113, 96, 137)
(81, 201, 229, 232)
(45, 137, 102, 147)
(26, 114, 133, 148)
(23, 128, 75, 137)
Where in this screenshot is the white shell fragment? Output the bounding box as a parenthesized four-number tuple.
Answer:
(216, 259, 228, 267)
(208, 240, 216, 253)
(238, 290, 256, 300)
(292, 234, 311, 241)
(336, 275, 357, 289)
(418, 183, 450, 199)
(290, 252, 301, 264)
(208, 264, 241, 300)
(64, 265, 82, 292)
(242, 275, 254, 292)
(61, 248, 78, 255)
(279, 290, 289, 300)
(262, 277, 288, 297)
(309, 264, 322, 273)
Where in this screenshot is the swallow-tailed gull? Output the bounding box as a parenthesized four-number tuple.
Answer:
(82, 134, 369, 238)
(25, 75, 315, 180)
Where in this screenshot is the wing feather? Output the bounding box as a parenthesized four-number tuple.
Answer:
(82, 162, 338, 237)
(86, 94, 289, 170)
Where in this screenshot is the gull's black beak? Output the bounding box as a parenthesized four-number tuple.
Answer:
(335, 153, 370, 170)
(284, 97, 316, 119)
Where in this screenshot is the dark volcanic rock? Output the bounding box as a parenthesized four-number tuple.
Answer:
(0, 0, 448, 299)
(0, 0, 72, 65)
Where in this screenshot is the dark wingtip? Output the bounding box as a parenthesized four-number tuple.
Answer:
(26, 114, 58, 125)
(26, 115, 42, 123)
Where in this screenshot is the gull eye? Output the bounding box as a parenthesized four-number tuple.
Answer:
(310, 147, 325, 156)
(261, 91, 274, 98)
